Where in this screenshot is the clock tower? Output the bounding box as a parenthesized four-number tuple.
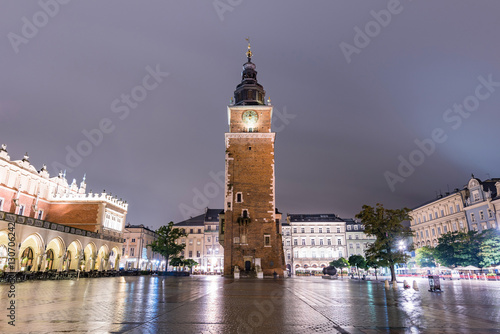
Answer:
(219, 43, 285, 277)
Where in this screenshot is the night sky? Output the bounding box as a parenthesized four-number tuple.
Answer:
(1, 1, 499, 229)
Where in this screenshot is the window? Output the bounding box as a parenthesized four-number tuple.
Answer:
(286, 240, 290, 246)
(207, 237, 211, 242)
(0, 198, 3, 211)
(37, 210, 43, 220)
(264, 234, 271, 247)
(356, 243, 360, 248)
(441, 210, 444, 217)
(429, 214, 432, 221)
(207, 225, 211, 231)
(311, 239, 315, 246)
(449, 206, 453, 214)
(432, 229, 435, 236)
(339, 251, 343, 258)
(319, 239, 324, 245)
(320, 251, 325, 258)
(301, 239, 306, 245)
(471, 213, 475, 222)
(294, 250, 298, 258)
(293, 239, 298, 246)
(437, 227, 441, 235)
(456, 204, 460, 212)
(326, 227, 331, 233)
(196, 251, 200, 257)
(337, 239, 341, 245)
(196, 239, 201, 245)
(215, 247, 219, 254)
(190, 229, 194, 233)
(327, 239, 331, 245)
(426, 230, 429, 237)
(207, 248, 212, 254)
(130, 248, 135, 256)
(198, 229, 201, 233)
(488, 209, 493, 218)
(131, 238, 136, 243)
(347, 225, 352, 230)
(236, 193, 242, 203)
(216, 237, 219, 242)
(122, 248, 125, 256)
(452, 223, 457, 231)
(18, 205, 25, 216)
(435, 212, 438, 219)
(355, 235, 359, 239)
(189, 239, 193, 245)
(189, 251, 193, 257)
(234, 237, 240, 244)
(301, 228, 305, 233)
(473, 191, 480, 201)
(310, 228, 314, 233)
(287, 252, 291, 260)
(354, 225, 358, 231)
(418, 217, 421, 224)
(480, 211, 484, 220)
(443, 226, 447, 233)
(319, 227, 323, 233)
(312, 251, 316, 258)
(348, 235, 352, 239)
(293, 228, 297, 233)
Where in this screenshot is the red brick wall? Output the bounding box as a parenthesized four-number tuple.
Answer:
(45, 203, 99, 232)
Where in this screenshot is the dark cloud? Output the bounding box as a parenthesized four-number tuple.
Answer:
(1, 1, 499, 228)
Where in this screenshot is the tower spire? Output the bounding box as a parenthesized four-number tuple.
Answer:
(233, 39, 266, 106)
(245, 37, 252, 61)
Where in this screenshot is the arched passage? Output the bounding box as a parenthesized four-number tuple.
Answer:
(109, 246, 120, 270)
(19, 233, 44, 272)
(96, 245, 109, 271)
(66, 240, 82, 270)
(83, 242, 97, 271)
(45, 237, 65, 271)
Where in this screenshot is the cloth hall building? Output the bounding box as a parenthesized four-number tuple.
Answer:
(0, 145, 126, 273)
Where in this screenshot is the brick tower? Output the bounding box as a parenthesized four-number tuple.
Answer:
(219, 42, 285, 277)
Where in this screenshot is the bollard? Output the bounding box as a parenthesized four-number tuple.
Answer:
(413, 280, 419, 290)
(385, 280, 390, 289)
(403, 280, 410, 289)
(393, 280, 398, 289)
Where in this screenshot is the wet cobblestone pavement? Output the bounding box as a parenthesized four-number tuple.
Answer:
(1, 276, 500, 333)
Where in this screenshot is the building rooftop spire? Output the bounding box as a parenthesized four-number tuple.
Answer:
(233, 39, 266, 106)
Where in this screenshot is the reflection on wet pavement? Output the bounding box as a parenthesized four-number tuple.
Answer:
(1, 275, 499, 333)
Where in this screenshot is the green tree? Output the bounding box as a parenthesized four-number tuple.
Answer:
(329, 257, 349, 277)
(415, 246, 437, 268)
(355, 204, 413, 282)
(348, 254, 366, 279)
(148, 222, 188, 271)
(184, 259, 199, 273)
(434, 231, 482, 268)
(478, 229, 500, 268)
(365, 255, 384, 281)
(170, 256, 185, 271)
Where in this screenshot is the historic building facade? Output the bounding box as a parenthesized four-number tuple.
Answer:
(410, 175, 500, 249)
(219, 44, 285, 276)
(410, 189, 468, 249)
(0, 145, 126, 272)
(345, 218, 376, 258)
(121, 224, 164, 270)
(286, 214, 347, 274)
(462, 175, 499, 232)
(176, 208, 224, 273)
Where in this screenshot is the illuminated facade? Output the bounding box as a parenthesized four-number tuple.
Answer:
(121, 224, 164, 270)
(219, 44, 285, 277)
(176, 208, 224, 273)
(0, 144, 126, 272)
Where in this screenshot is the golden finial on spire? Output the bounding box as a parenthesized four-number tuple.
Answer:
(245, 37, 252, 60)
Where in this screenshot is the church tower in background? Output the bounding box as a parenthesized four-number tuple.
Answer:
(219, 42, 285, 277)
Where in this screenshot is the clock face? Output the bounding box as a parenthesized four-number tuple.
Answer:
(242, 110, 258, 125)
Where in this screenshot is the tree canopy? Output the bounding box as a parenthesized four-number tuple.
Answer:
(148, 222, 188, 271)
(329, 257, 349, 276)
(348, 254, 366, 278)
(479, 229, 500, 268)
(433, 231, 482, 268)
(415, 246, 437, 268)
(355, 203, 413, 281)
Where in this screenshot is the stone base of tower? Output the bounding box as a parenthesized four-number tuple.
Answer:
(223, 246, 285, 278)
